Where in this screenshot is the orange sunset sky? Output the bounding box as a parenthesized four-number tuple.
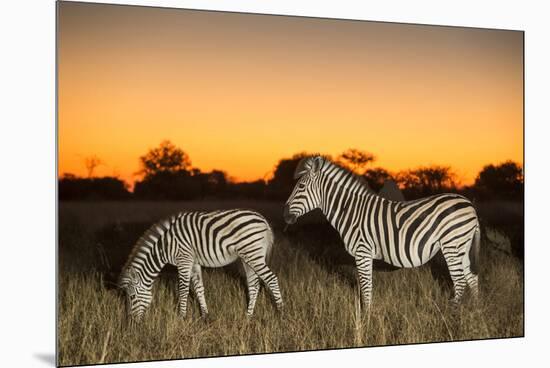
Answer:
(58, 2, 523, 187)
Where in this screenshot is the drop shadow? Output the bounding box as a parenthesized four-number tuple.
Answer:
(33, 353, 56, 366)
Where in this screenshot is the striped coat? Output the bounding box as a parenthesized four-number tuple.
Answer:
(284, 156, 480, 309)
(119, 209, 282, 324)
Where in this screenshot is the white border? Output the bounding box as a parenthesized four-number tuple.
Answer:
(2, 1, 549, 367)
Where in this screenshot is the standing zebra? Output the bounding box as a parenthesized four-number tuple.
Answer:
(118, 209, 283, 324)
(284, 156, 480, 309)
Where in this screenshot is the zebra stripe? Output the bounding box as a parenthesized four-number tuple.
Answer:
(118, 209, 282, 324)
(284, 156, 480, 309)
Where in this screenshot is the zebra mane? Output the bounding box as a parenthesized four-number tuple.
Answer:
(119, 215, 177, 283)
(321, 157, 376, 194)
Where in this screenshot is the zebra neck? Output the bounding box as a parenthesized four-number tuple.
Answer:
(130, 241, 168, 286)
(320, 178, 370, 242)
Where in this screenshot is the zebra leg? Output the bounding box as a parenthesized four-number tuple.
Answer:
(191, 264, 209, 317)
(463, 268, 479, 301)
(237, 253, 283, 312)
(355, 251, 374, 310)
(242, 261, 261, 317)
(463, 229, 480, 301)
(441, 242, 467, 306)
(176, 259, 194, 318)
(461, 251, 479, 302)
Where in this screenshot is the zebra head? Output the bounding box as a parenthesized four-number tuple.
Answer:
(284, 156, 324, 225)
(118, 266, 153, 326)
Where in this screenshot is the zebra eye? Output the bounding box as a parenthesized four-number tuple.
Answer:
(298, 183, 306, 190)
(130, 294, 136, 301)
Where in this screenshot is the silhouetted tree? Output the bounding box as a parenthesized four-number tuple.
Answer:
(133, 141, 200, 199)
(474, 161, 523, 200)
(138, 140, 191, 179)
(266, 153, 310, 200)
(228, 180, 267, 199)
(84, 155, 103, 178)
(363, 167, 394, 192)
(190, 169, 229, 198)
(133, 170, 201, 200)
(337, 148, 375, 174)
(397, 166, 457, 199)
(59, 174, 130, 200)
(207, 170, 228, 196)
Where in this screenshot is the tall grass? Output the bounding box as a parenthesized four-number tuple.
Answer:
(57, 201, 523, 366)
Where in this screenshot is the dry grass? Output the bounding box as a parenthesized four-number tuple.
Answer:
(57, 201, 523, 367)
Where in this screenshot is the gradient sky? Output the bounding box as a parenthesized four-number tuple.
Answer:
(58, 2, 523, 187)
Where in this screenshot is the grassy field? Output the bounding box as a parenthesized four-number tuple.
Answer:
(57, 200, 524, 367)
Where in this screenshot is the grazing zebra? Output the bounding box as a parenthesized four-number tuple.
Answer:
(283, 156, 480, 309)
(118, 209, 283, 325)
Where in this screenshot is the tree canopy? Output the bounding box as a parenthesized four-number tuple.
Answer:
(396, 166, 457, 198)
(267, 152, 310, 200)
(138, 140, 191, 179)
(474, 161, 523, 199)
(363, 167, 394, 192)
(337, 148, 375, 174)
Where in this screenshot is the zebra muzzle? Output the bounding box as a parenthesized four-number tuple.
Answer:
(283, 206, 297, 225)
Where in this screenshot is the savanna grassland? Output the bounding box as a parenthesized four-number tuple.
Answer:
(58, 200, 523, 367)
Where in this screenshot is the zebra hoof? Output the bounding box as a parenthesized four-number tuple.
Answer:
(200, 315, 211, 323)
(449, 299, 462, 312)
(178, 312, 187, 320)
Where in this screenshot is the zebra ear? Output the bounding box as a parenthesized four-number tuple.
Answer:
(310, 156, 324, 174)
(117, 277, 128, 290)
(293, 157, 310, 179)
(129, 268, 139, 285)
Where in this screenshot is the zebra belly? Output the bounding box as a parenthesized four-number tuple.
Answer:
(192, 241, 240, 268)
(378, 238, 438, 268)
(195, 253, 239, 268)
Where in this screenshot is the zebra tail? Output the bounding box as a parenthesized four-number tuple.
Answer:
(264, 221, 275, 265)
(469, 225, 481, 275)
